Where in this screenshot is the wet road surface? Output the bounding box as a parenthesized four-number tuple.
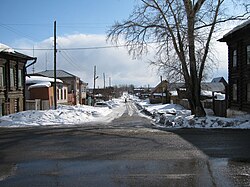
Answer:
(0, 101, 249, 186)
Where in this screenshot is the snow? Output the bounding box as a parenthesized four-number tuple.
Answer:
(28, 82, 51, 90)
(0, 96, 249, 129)
(0, 43, 15, 53)
(136, 99, 250, 129)
(214, 93, 225, 100)
(0, 99, 125, 128)
(26, 76, 63, 84)
(26, 76, 64, 90)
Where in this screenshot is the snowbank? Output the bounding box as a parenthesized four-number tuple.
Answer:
(0, 100, 124, 128)
(136, 100, 250, 129)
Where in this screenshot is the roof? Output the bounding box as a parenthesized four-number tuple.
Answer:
(36, 70, 79, 79)
(169, 82, 225, 93)
(151, 80, 168, 93)
(0, 43, 36, 61)
(26, 76, 63, 90)
(219, 19, 250, 42)
(211, 77, 223, 83)
(201, 82, 225, 93)
(26, 75, 63, 85)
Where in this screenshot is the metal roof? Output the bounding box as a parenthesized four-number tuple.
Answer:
(36, 70, 79, 79)
(169, 82, 226, 93)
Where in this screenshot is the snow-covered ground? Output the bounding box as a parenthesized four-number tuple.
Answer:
(0, 95, 249, 129)
(137, 99, 250, 129)
(0, 99, 125, 128)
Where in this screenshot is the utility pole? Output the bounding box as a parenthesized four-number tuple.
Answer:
(32, 46, 35, 74)
(103, 73, 106, 89)
(160, 76, 163, 104)
(109, 77, 111, 87)
(53, 20, 57, 109)
(93, 65, 98, 104)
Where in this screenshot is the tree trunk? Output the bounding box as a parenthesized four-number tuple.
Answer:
(184, 0, 206, 117)
(186, 75, 206, 117)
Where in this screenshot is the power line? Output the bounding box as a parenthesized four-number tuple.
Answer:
(13, 44, 128, 51)
(13, 42, 158, 51)
(0, 22, 37, 41)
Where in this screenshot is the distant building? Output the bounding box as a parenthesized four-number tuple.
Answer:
(34, 70, 88, 105)
(219, 19, 250, 113)
(25, 76, 64, 109)
(0, 43, 36, 116)
(168, 78, 228, 116)
(150, 80, 170, 104)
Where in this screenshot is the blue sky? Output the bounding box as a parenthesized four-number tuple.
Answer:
(1, 0, 136, 44)
(0, 0, 229, 87)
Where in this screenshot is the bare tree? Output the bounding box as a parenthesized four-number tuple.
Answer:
(107, 0, 250, 116)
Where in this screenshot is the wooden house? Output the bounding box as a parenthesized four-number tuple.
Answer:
(219, 20, 250, 113)
(150, 80, 170, 104)
(0, 43, 36, 116)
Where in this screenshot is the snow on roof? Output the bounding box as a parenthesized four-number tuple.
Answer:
(0, 43, 15, 53)
(153, 93, 167, 96)
(224, 19, 250, 38)
(28, 82, 51, 90)
(169, 91, 178, 96)
(215, 93, 225, 100)
(201, 90, 213, 97)
(26, 76, 63, 84)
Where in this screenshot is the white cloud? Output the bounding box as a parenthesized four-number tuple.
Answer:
(17, 34, 159, 88)
(14, 33, 229, 87)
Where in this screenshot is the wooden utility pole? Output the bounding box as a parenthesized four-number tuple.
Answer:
(109, 77, 111, 87)
(103, 73, 106, 89)
(93, 65, 98, 104)
(160, 76, 163, 104)
(54, 21, 57, 109)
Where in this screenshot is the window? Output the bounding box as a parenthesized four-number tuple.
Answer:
(233, 49, 237, 67)
(10, 68, 14, 88)
(0, 67, 4, 88)
(64, 89, 67, 100)
(247, 83, 250, 102)
(233, 83, 237, 101)
(60, 89, 63, 100)
(57, 89, 59, 100)
(247, 45, 250, 64)
(18, 69, 22, 88)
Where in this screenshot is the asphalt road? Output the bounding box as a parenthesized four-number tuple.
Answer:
(0, 101, 249, 186)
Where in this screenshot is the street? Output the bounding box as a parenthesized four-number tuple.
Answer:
(0, 101, 250, 186)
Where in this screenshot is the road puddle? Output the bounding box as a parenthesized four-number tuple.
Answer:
(0, 159, 219, 186)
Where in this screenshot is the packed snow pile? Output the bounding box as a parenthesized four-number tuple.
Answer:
(0, 100, 123, 128)
(136, 99, 250, 129)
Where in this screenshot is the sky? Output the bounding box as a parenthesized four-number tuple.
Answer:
(0, 0, 231, 88)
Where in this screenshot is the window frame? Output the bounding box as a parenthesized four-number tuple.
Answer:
(232, 49, 237, 67)
(18, 69, 23, 89)
(247, 45, 250, 65)
(10, 67, 15, 88)
(0, 66, 4, 88)
(233, 83, 237, 101)
(247, 83, 250, 102)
